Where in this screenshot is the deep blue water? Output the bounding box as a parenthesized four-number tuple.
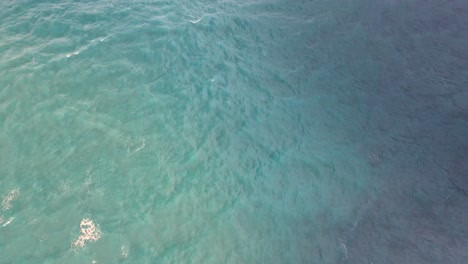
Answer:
(0, 0, 467, 263)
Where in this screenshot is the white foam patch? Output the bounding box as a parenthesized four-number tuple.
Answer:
(2, 188, 20, 210)
(72, 218, 102, 250)
(121, 245, 129, 258)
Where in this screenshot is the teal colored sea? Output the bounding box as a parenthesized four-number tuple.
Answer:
(1, 0, 467, 263)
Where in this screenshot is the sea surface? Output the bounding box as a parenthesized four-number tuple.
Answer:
(0, 0, 467, 263)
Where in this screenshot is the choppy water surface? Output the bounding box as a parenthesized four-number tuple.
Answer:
(0, 0, 467, 263)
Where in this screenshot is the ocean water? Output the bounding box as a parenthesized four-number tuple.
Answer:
(0, 0, 467, 263)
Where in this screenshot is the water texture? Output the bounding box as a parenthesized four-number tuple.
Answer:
(0, 0, 467, 263)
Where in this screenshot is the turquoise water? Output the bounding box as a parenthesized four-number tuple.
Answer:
(1, 0, 467, 263)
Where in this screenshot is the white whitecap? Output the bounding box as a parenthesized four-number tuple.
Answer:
(189, 17, 203, 24)
(2, 217, 15, 227)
